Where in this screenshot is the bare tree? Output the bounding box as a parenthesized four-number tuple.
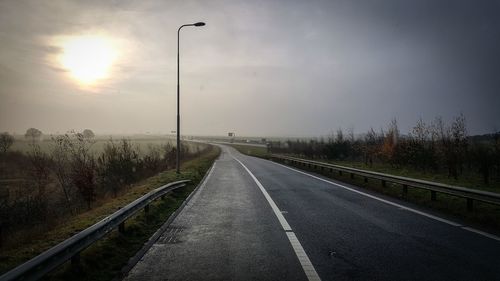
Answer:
(364, 127, 379, 166)
(97, 139, 139, 197)
(408, 118, 433, 171)
(381, 119, 399, 165)
(0, 132, 14, 153)
(143, 144, 163, 172)
(27, 143, 51, 198)
(451, 113, 468, 176)
(68, 133, 97, 210)
(50, 135, 76, 213)
(347, 127, 355, 143)
(25, 128, 42, 142)
(82, 129, 95, 139)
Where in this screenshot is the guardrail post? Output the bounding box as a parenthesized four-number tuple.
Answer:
(145, 204, 150, 214)
(431, 191, 437, 201)
(119, 222, 125, 233)
(381, 180, 386, 187)
(364, 177, 368, 183)
(402, 185, 408, 198)
(350, 173, 354, 179)
(339, 171, 342, 176)
(467, 198, 473, 211)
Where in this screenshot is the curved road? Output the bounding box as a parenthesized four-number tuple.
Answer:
(125, 145, 500, 281)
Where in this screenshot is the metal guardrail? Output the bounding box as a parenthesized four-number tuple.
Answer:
(271, 154, 500, 210)
(0, 180, 190, 281)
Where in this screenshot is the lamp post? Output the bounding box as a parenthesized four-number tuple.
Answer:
(176, 22, 205, 174)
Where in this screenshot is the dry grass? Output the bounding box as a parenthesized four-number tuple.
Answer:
(227, 144, 268, 158)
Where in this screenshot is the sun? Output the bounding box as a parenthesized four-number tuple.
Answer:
(58, 35, 118, 85)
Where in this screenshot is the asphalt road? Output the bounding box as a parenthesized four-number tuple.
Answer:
(125, 145, 500, 281)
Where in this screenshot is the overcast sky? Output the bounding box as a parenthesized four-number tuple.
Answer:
(0, 0, 499, 137)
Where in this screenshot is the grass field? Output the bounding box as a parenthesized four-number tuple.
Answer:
(227, 144, 269, 158)
(0, 145, 220, 280)
(9, 135, 179, 155)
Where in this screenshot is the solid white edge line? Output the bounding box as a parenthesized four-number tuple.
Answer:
(272, 161, 461, 226)
(461, 227, 500, 242)
(232, 156, 322, 281)
(233, 157, 291, 231)
(271, 161, 500, 242)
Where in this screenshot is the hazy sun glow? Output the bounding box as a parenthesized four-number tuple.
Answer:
(58, 35, 118, 85)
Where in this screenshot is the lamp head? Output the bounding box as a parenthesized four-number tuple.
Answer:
(194, 22, 206, 27)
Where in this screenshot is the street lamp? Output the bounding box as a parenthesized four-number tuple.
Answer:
(176, 22, 205, 174)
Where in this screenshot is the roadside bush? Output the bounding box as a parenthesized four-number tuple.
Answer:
(50, 135, 78, 213)
(97, 139, 140, 197)
(0, 135, 213, 245)
(0, 132, 14, 153)
(67, 133, 97, 210)
(142, 144, 164, 173)
(26, 143, 51, 199)
(271, 114, 499, 186)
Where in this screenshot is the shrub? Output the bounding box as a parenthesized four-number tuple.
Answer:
(0, 132, 14, 153)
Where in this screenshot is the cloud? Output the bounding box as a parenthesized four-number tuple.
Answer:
(0, 0, 499, 135)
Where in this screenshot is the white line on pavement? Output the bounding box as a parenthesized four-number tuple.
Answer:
(286, 232, 322, 281)
(461, 227, 500, 242)
(233, 156, 322, 281)
(271, 161, 500, 242)
(233, 158, 291, 231)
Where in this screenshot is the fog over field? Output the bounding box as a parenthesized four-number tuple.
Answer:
(0, 0, 499, 136)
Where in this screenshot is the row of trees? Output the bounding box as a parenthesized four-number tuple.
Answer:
(0, 132, 209, 238)
(270, 114, 500, 185)
(0, 128, 95, 154)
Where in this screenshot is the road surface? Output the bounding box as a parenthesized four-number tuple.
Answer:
(125, 145, 500, 281)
